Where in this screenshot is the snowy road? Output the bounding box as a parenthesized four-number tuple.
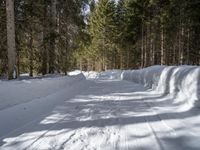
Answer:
(0, 78, 200, 150)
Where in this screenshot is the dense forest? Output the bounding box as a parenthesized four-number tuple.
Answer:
(77, 0, 200, 71)
(0, 0, 200, 79)
(0, 0, 88, 79)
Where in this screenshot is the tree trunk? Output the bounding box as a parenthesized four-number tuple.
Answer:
(150, 22, 154, 65)
(49, 0, 57, 73)
(79, 59, 83, 71)
(126, 50, 129, 69)
(186, 27, 190, 64)
(160, 26, 165, 65)
(120, 53, 123, 69)
(180, 25, 184, 65)
(29, 31, 33, 77)
(87, 59, 90, 71)
(144, 25, 147, 67)
(145, 21, 150, 67)
(6, 0, 17, 80)
(179, 8, 184, 65)
(42, 1, 49, 75)
(173, 43, 176, 65)
(141, 20, 144, 68)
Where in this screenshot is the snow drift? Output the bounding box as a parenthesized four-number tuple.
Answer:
(68, 70, 98, 79)
(97, 70, 122, 80)
(121, 66, 165, 89)
(157, 66, 200, 106)
(121, 66, 200, 107)
(68, 70, 122, 80)
(0, 74, 86, 110)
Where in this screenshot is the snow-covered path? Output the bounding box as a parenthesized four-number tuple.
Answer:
(1, 78, 200, 150)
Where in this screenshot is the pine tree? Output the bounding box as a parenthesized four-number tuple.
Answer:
(6, 0, 17, 79)
(86, 0, 117, 70)
(0, 0, 7, 76)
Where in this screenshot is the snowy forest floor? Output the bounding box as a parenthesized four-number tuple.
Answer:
(0, 72, 200, 150)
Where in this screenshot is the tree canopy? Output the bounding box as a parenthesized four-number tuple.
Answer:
(0, 0, 200, 79)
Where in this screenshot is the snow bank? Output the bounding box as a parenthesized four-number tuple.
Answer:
(121, 66, 165, 89)
(68, 69, 122, 80)
(68, 70, 98, 79)
(68, 70, 82, 76)
(68, 72, 86, 80)
(122, 65, 200, 107)
(97, 70, 122, 80)
(156, 66, 200, 106)
(0, 74, 86, 110)
(83, 71, 98, 79)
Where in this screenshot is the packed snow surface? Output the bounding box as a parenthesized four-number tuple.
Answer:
(0, 66, 200, 150)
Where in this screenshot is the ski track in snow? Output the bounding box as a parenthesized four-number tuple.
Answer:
(0, 77, 200, 149)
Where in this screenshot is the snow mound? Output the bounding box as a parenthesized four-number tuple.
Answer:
(68, 70, 98, 79)
(68, 70, 82, 76)
(68, 70, 122, 80)
(0, 74, 86, 110)
(156, 66, 200, 106)
(83, 71, 98, 79)
(121, 66, 165, 89)
(19, 73, 64, 80)
(122, 65, 200, 107)
(97, 70, 122, 80)
(69, 72, 86, 80)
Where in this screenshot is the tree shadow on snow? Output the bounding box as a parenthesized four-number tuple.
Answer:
(0, 80, 200, 150)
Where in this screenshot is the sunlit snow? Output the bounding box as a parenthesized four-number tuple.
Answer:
(0, 66, 200, 150)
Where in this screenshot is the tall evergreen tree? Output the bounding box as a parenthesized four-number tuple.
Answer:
(6, 0, 17, 79)
(86, 0, 117, 70)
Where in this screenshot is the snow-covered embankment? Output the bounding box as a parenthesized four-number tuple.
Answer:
(121, 66, 200, 107)
(0, 73, 87, 110)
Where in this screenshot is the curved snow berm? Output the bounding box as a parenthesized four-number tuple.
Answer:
(97, 70, 122, 80)
(156, 66, 200, 106)
(121, 65, 200, 107)
(121, 66, 165, 89)
(69, 72, 86, 80)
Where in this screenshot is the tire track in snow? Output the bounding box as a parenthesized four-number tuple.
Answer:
(142, 101, 178, 150)
(0, 80, 90, 141)
(0, 110, 53, 141)
(2, 79, 190, 150)
(149, 101, 200, 137)
(28, 94, 103, 149)
(27, 99, 99, 150)
(1, 102, 87, 149)
(144, 116, 165, 150)
(145, 102, 177, 137)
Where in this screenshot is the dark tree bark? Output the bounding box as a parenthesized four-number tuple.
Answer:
(6, 0, 17, 79)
